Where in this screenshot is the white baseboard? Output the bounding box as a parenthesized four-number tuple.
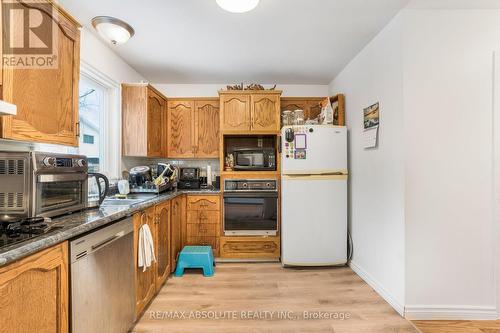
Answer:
(349, 260, 405, 316)
(404, 305, 498, 320)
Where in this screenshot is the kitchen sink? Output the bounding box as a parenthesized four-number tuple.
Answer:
(100, 194, 157, 207)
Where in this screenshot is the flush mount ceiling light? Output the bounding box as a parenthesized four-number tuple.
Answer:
(91, 16, 135, 45)
(216, 0, 260, 13)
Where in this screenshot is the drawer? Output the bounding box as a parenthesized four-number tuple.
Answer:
(187, 224, 219, 237)
(187, 195, 220, 211)
(220, 236, 280, 259)
(187, 210, 220, 224)
(186, 236, 218, 249)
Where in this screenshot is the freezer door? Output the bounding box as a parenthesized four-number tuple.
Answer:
(281, 175, 347, 266)
(281, 125, 347, 174)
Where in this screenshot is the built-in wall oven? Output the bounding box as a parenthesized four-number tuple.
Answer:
(223, 179, 278, 236)
(0, 151, 88, 222)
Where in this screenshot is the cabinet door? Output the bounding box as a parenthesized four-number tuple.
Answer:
(167, 100, 195, 158)
(0, 242, 68, 333)
(155, 201, 170, 291)
(251, 94, 280, 132)
(220, 94, 250, 132)
(147, 89, 165, 157)
(133, 210, 156, 317)
(170, 195, 185, 272)
(1, 2, 80, 146)
(195, 100, 220, 158)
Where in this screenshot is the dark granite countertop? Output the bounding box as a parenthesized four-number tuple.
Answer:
(0, 189, 221, 267)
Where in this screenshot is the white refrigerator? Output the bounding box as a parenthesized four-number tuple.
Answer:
(281, 125, 348, 266)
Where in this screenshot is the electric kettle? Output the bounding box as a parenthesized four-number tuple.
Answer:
(87, 173, 109, 208)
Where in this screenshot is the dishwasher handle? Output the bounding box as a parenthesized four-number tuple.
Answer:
(91, 232, 123, 251)
(70, 217, 133, 264)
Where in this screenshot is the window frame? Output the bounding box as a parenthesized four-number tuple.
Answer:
(80, 61, 121, 179)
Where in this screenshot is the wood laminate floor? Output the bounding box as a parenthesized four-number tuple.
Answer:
(413, 320, 500, 333)
(132, 263, 418, 333)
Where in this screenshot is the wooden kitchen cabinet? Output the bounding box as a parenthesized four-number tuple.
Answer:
(154, 200, 171, 291)
(167, 98, 220, 158)
(219, 93, 251, 132)
(220, 236, 280, 259)
(0, 242, 69, 333)
(0, 2, 81, 146)
(133, 207, 157, 317)
(122, 84, 167, 157)
(170, 195, 185, 272)
(219, 91, 282, 134)
(167, 100, 195, 158)
(185, 195, 221, 256)
(195, 100, 220, 158)
(250, 94, 280, 132)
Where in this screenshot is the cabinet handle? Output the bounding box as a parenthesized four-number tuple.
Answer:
(76, 122, 80, 137)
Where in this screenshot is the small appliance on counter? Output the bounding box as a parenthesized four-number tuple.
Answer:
(178, 167, 200, 190)
(87, 173, 109, 209)
(0, 151, 88, 222)
(128, 164, 175, 194)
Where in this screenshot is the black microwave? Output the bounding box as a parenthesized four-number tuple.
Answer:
(233, 148, 276, 171)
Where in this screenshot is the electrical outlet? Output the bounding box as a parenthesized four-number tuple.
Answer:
(257, 138, 263, 147)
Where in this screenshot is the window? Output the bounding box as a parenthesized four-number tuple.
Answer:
(78, 76, 105, 173)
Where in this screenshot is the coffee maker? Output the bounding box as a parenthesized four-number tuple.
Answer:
(177, 167, 201, 189)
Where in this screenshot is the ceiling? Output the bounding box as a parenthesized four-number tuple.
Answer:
(59, 0, 410, 84)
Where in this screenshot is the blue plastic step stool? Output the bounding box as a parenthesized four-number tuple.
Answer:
(174, 246, 215, 277)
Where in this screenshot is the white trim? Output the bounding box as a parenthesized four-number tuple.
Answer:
(349, 260, 405, 316)
(404, 305, 498, 320)
(80, 60, 122, 179)
(493, 51, 500, 318)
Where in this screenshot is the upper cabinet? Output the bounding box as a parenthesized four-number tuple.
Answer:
(122, 84, 167, 157)
(219, 94, 250, 132)
(194, 100, 219, 158)
(167, 98, 219, 159)
(219, 91, 281, 134)
(167, 100, 195, 158)
(0, 1, 81, 146)
(250, 94, 280, 132)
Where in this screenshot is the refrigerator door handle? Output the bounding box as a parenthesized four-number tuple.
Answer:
(283, 174, 348, 180)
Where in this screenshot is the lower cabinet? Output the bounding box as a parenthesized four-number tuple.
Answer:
(0, 242, 69, 333)
(132, 197, 185, 318)
(170, 195, 185, 272)
(133, 207, 157, 318)
(155, 200, 171, 291)
(220, 236, 280, 259)
(185, 195, 221, 256)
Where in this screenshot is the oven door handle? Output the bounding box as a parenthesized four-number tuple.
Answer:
(223, 192, 278, 198)
(37, 173, 88, 183)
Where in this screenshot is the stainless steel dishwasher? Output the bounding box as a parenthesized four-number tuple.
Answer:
(70, 217, 135, 333)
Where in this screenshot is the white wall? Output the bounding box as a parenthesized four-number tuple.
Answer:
(79, 28, 145, 84)
(403, 9, 499, 319)
(330, 7, 500, 320)
(153, 84, 330, 98)
(329, 14, 406, 314)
